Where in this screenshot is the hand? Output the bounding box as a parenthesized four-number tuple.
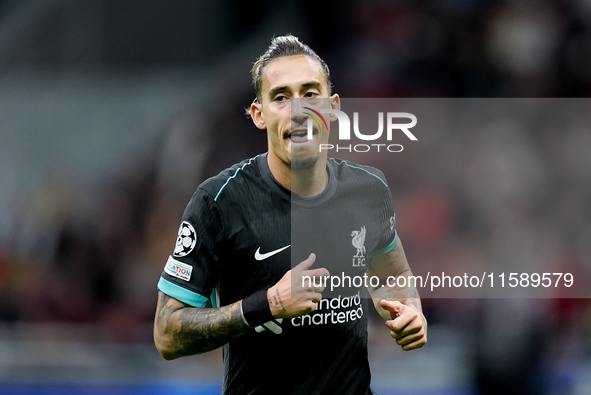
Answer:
(267, 253, 330, 319)
(379, 300, 427, 351)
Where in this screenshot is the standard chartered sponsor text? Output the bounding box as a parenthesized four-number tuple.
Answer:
(292, 292, 363, 327)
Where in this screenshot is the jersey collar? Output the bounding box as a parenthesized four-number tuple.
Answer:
(258, 153, 337, 208)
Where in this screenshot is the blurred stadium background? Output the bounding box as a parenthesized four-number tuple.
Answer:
(0, 0, 590, 394)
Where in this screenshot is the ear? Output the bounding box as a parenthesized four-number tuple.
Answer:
(329, 93, 341, 121)
(250, 101, 266, 130)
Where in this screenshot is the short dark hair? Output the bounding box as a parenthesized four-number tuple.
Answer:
(251, 35, 331, 103)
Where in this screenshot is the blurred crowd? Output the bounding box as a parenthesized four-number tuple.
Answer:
(1, 0, 591, 393)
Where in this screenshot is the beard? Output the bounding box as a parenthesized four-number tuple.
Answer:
(290, 155, 317, 170)
(289, 146, 319, 170)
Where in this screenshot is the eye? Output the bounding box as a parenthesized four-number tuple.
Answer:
(304, 91, 319, 98)
(274, 94, 288, 102)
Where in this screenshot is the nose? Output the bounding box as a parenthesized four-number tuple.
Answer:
(291, 98, 308, 127)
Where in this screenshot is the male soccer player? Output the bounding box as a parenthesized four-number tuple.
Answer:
(154, 35, 427, 394)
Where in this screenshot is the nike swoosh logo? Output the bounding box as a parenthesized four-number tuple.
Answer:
(254, 245, 291, 261)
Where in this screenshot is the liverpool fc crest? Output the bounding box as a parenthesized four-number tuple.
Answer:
(351, 226, 366, 267)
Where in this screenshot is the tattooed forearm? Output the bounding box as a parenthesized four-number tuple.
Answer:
(374, 280, 420, 303)
(154, 292, 251, 359)
(367, 240, 423, 320)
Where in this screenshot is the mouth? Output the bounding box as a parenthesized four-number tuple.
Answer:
(288, 128, 316, 143)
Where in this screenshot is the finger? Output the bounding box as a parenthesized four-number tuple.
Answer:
(393, 329, 425, 346)
(387, 324, 416, 339)
(386, 320, 410, 336)
(303, 299, 319, 312)
(389, 317, 423, 336)
(400, 337, 427, 351)
(303, 267, 330, 279)
(379, 300, 404, 317)
(386, 310, 420, 334)
(293, 253, 316, 272)
(307, 283, 325, 293)
(310, 291, 323, 303)
(387, 315, 423, 334)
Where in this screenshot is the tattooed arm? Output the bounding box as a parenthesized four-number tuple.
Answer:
(153, 291, 251, 360)
(367, 238, 427, 351)
(154, 254, 329, 359)
(367, 239, 422, 317)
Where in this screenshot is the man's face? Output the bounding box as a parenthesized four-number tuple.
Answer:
(251, 55, 339, 171)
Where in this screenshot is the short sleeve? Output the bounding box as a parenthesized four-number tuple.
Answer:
(158, 187, 223, 307)
(371, 186, 398, 257)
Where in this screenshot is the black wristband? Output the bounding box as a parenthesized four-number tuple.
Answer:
(241, 289, 273, 328)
